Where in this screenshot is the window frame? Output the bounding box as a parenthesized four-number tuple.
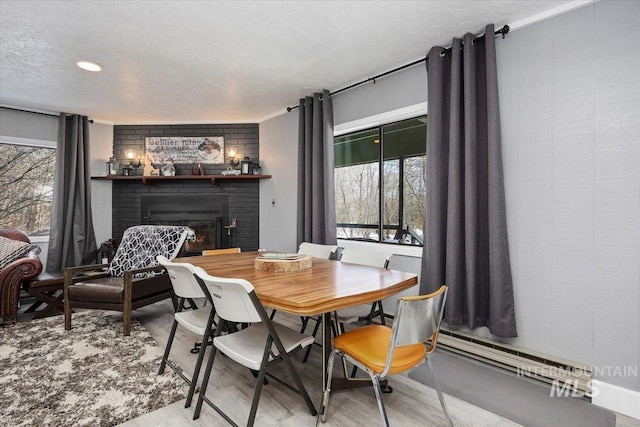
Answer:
(334, 111, 426, 247)
(0, 135, 57, 239)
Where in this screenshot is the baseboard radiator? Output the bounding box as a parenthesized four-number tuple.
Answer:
(437, 329, 592, 396)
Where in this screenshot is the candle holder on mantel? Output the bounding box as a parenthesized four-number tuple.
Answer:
(126, 150, 145, 176)
(240, 157, 251, 175)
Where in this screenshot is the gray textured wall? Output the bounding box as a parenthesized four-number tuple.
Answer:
(0, 107, 58, 143)
(498, 1, 640, 391)
(259, 111, 299, 252)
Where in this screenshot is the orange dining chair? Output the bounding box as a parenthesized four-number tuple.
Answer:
(319, 285, 453, 427)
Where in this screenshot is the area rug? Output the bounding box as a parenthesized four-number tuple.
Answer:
(0, 311, 188, 426)
(408, 349, 616, 427)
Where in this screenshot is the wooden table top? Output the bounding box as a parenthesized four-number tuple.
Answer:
(175, 251, 418, 316)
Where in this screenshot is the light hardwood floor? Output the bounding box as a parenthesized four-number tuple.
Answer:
(117, 299, 520, 427)
(15, 297, 638, 427)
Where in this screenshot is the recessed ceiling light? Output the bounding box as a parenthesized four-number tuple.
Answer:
(76, 61, 102, 72)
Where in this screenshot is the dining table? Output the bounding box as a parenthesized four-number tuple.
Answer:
(175, 250, 418, 391)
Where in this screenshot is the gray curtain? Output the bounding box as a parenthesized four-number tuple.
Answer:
(297, 90, 337, 246)
(46, 113, 97, 274)
(421, 24, 517, 338)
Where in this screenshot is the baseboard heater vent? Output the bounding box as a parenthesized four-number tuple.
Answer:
(437, 329, 592, 396)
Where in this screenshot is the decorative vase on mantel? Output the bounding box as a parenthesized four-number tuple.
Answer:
(160, 160, 175, 176)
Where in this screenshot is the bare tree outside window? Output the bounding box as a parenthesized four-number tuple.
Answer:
(335, 162, 379, 240)
(334, 116, 426, 246)
(0, 143, 55, 235)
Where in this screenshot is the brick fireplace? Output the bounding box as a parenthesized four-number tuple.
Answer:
(111, 123, 260, 252)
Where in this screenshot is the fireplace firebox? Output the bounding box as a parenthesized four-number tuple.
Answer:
(141, 195, 229, 255)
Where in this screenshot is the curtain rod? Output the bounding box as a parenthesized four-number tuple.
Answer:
(1, 106, 94, 123)
(286, 24, 509, 112)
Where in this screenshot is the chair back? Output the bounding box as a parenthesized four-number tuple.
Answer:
(157, 256, 204, 299)
(382, 254, 421, 314)
(298, 242, 337, 259)
(339, 247, 390, 268)
(194, 270, 262, 324)
(390, 285, 447, 350)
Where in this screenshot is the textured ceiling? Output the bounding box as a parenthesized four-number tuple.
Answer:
(0, 0, 584, 124)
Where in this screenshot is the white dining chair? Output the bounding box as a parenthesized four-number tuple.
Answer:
(156, 256, 216, 409)
(192, 269, 317, 426)
(335, 248, 391, 325)
(382, 253, 422, 317)
(297, 242, 338, 259)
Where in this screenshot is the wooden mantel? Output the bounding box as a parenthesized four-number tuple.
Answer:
(91, 174, 271, 186)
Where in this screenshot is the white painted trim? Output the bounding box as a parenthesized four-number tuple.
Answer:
(334, 102, 428, 136)
(592, 381, 640, 420)
(0, 135, 56, 148)
(508, 0, 596, 31)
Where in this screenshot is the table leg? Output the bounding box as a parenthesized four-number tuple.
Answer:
(321, 312, 332, 391)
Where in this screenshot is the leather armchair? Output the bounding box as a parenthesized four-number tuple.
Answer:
(64, 225, 194, 336)
(0, 229, 43, 325)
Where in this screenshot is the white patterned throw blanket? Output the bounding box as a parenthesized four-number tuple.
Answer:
(106, 225, 195, 277)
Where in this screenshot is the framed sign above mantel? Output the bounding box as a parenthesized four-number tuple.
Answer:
(145, 136, 224, 164)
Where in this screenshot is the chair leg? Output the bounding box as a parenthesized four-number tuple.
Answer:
(334, 315, 352, 379)
(64, 298, 72, 331)
(280, 344, 317, 417)
(319, 349, 337, 423)
(300, 315, 309, 333)
(247, 343, 271, 426)
(159, 319, 179, 375)
(63, 271, 72, 331)
(302, 317, 321, 363)
(350, 364, 359, 378)
(192, 341, 219, 420)
(376, 300, 385, 325)
(426, 355, 454, 427)
(370, 373, 390, 427)
(185, 310, 216, 408)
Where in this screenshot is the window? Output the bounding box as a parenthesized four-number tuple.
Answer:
(0, 142, 56, 235)
(334, 116, 426, 246)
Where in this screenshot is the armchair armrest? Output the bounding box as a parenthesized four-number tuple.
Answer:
(0, 252, 43, 324)
(63, 263, 110, 291)
(124, 264, 167, 277)
(121, 264, 169, 333)
(122, 264, 168, 298)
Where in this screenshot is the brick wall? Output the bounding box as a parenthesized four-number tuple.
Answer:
(111, 123, 260, 251)
(112, 123, 258, 175)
